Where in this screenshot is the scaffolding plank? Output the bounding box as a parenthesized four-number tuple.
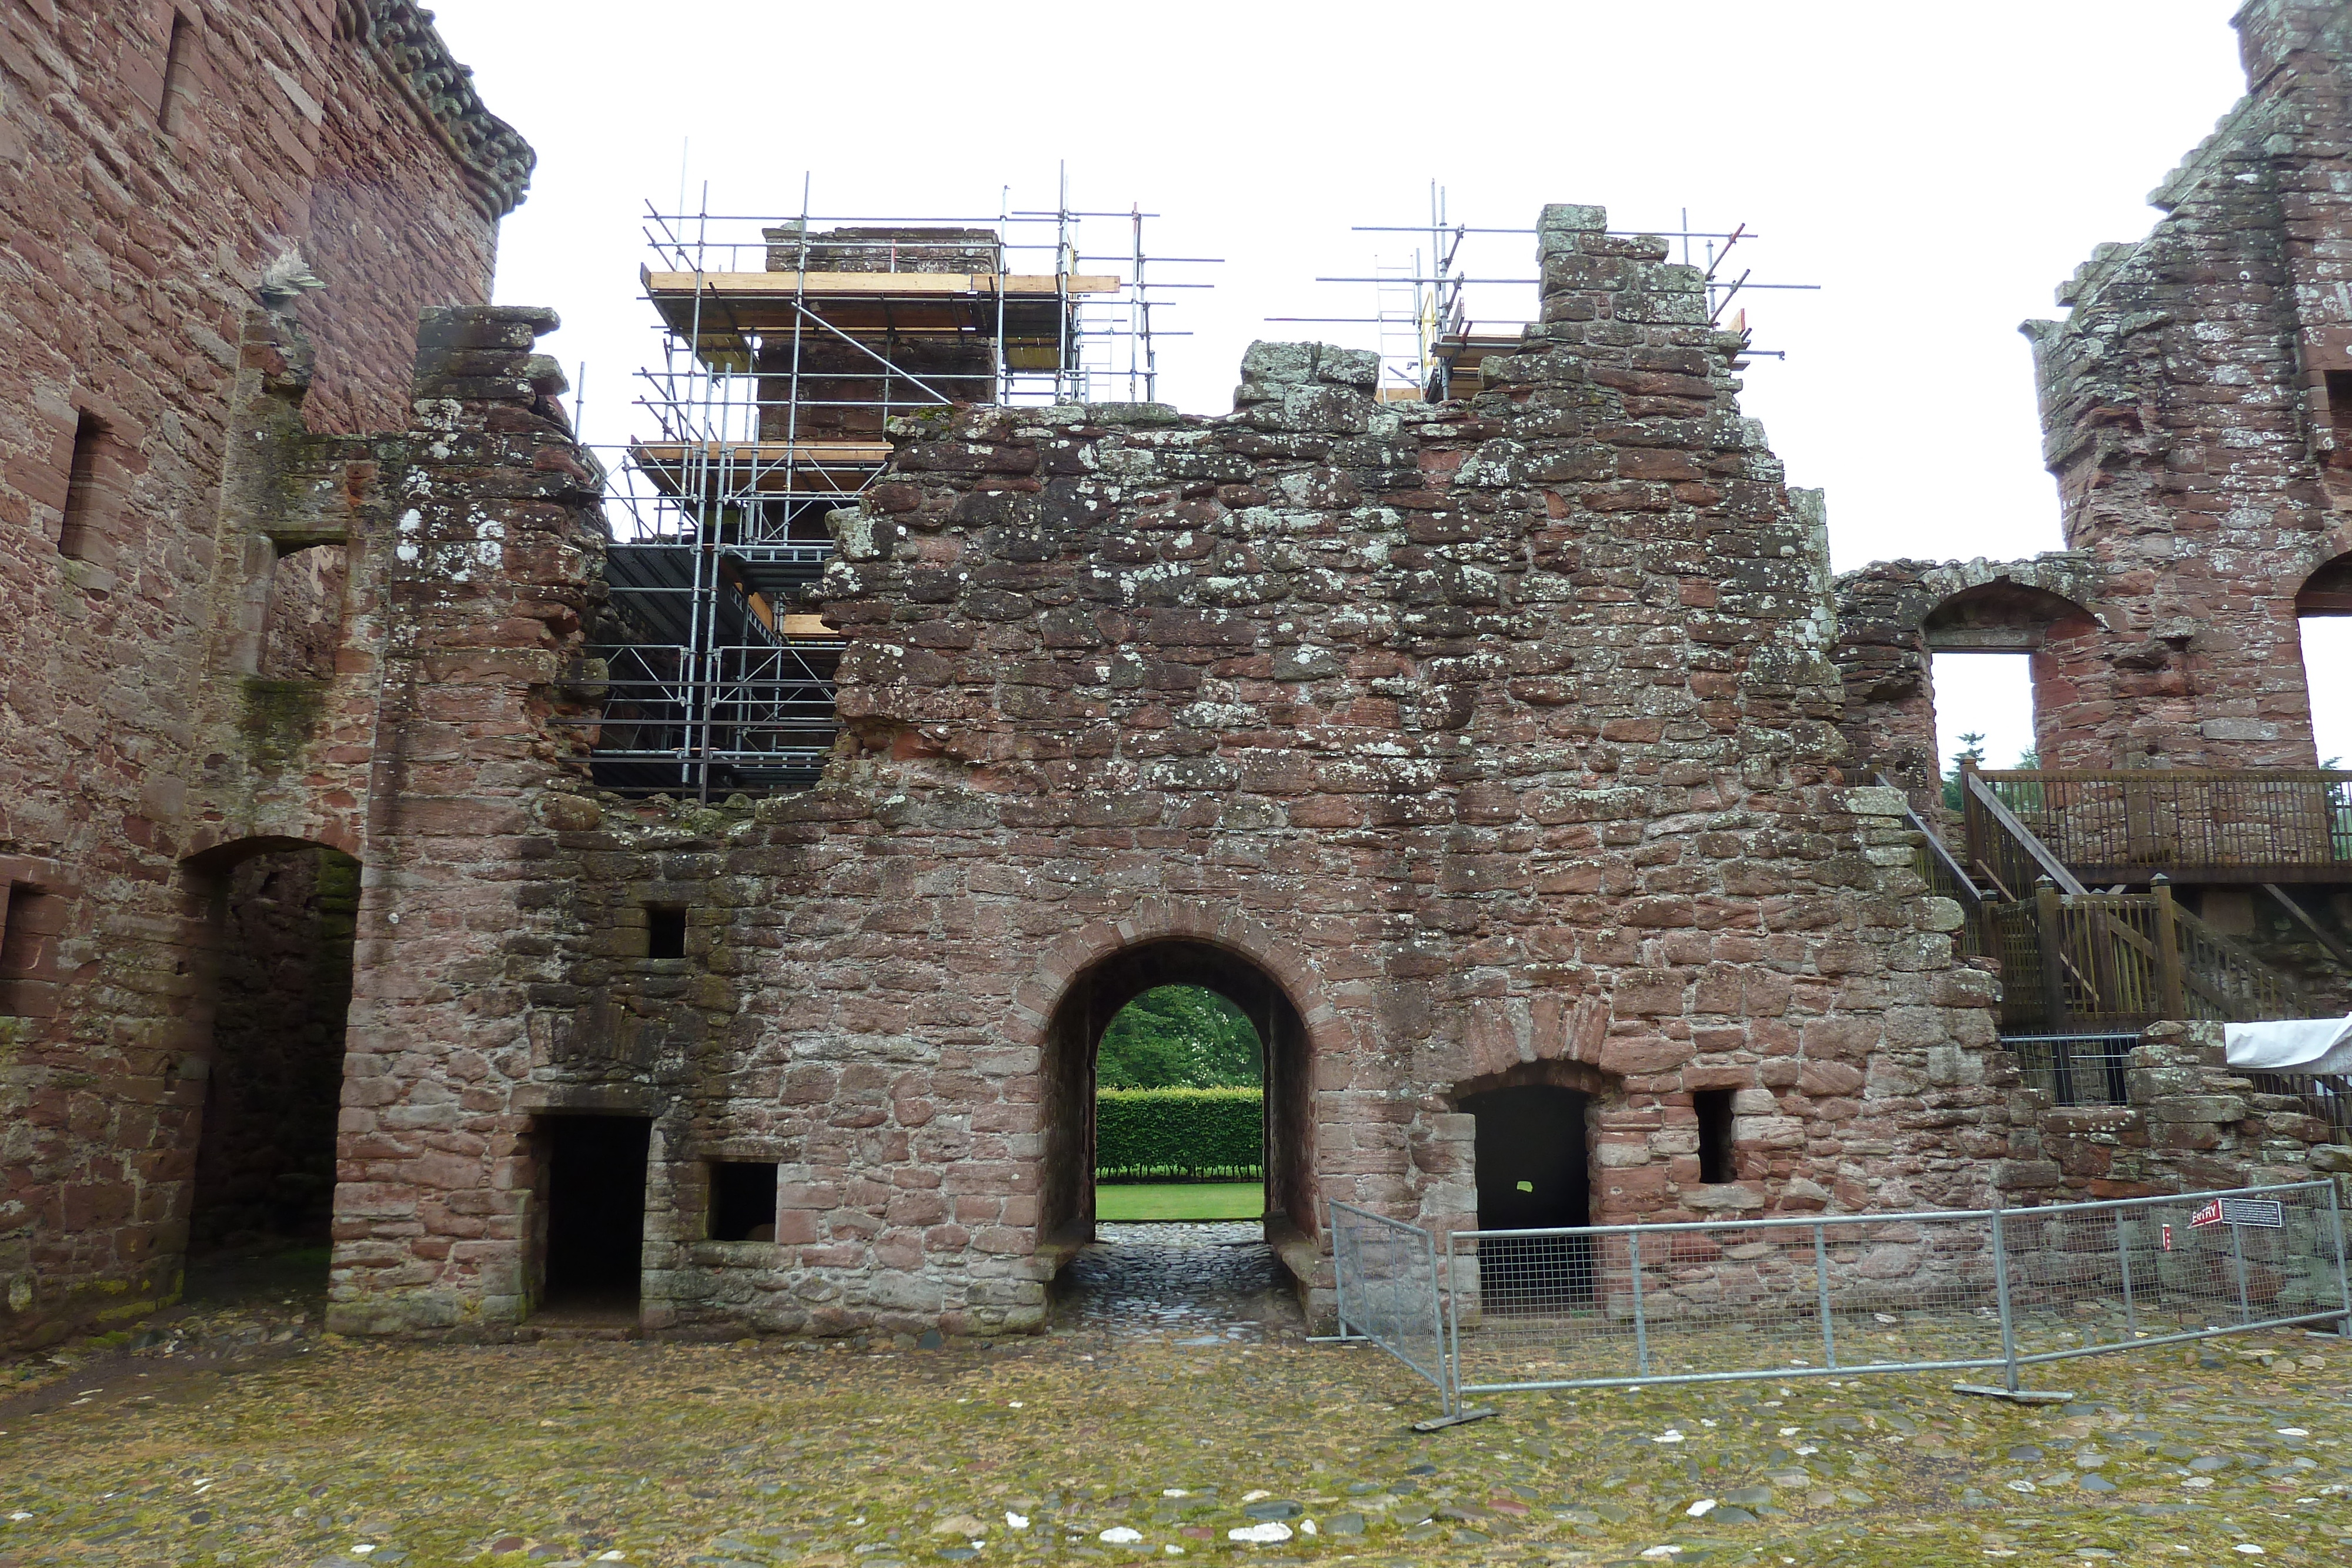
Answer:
(643, 269, 1121, 297)
(631, 439, 892, 500)
(633, 440, 893, 464)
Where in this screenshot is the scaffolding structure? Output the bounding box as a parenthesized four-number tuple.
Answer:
(1273, 186, 1812, 400)
(586, 183, 1198, 798)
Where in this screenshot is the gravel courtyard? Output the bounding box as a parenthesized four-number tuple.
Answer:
(4, 1231, 2350, 1568)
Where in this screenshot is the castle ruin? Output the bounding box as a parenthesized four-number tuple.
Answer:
(2, 0, 2348, 1350)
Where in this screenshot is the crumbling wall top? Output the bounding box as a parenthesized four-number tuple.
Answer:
(336, 0, 534, 218)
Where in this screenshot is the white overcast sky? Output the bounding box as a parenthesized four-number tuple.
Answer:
(429, 0, 2350, 768)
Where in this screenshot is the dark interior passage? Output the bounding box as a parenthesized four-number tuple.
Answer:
(1461, 1085, 1592, 1308)
(541, 1115, 652, 1310)
(188, 845, 360, 1259)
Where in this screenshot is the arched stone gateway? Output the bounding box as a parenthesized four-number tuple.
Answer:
(1034, 935, 1317, 1295)
(1831, 554, 2107, 815)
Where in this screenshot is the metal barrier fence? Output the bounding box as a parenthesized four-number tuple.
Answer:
(2004, 1033, 2139, 1106)
(1329, 1182, 2350, 1421)
(2247, 1071, 2352, 1143)
(1327, 1202, 1449, 1405)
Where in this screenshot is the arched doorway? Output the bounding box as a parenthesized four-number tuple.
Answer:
(1922, 580, 2098, 787)
(2298, 551, 2352, 764)
(1038, 940, 1315, 1289)
(180, 838, 361, 1302)
(1456, 1079, 1596, 1310)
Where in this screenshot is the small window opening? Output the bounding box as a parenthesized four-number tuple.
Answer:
(1695, 1088, 1736, 1184)
(646, 905, 687, 960)
(0, 884, 65, 1017)
(57, 412, 108, 560)
(161, 14, 195, 134)
(708, 1161, 779, 1243)
(2328, 370, 2352, 462)
(258, 542, 349, 680)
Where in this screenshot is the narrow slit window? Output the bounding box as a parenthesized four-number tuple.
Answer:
(161, 14, 194, 133)
(708, 1161, 778, 1242)
(646, 905, 687, 961)
(0, 884, 63, 1017)
(57, 412, 106, 560)
(2328, 370, 2352, 460)
(1695, 1088, 1736, 1184)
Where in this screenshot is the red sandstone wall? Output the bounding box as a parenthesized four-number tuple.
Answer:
(2022, 0, 2352, 769)
(301, 16, 502, 433)
(396, 209, 2009, 1345)
(0, 0, 527, 1350)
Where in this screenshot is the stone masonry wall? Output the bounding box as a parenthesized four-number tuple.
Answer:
(1838, 2, 2352, 790)
(0, 0, 530, 1350)
(2027, 1019, 2352, 1199)
(360, 203, 2019, 1344)
(323, 306, 610, 1334)
(1830, 553, 2106, 818)
(2013, 0, 2352, 770)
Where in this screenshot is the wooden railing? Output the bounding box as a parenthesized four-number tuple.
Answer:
(1990, 881, 2307, 1035)
(1883, 774, 1993, 958)
(1965, 767, 2352, 885)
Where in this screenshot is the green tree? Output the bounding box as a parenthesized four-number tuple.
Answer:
(1096, 986, 1261, 1088)
(1942, 731, 1986, 813)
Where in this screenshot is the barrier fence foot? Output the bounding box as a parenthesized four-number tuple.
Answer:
(1953, 1383, 2074, 1405)
(1412, 1406, 1498, 1432)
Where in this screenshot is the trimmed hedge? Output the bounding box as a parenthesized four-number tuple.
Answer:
(1095, 1087, 1263, 1182)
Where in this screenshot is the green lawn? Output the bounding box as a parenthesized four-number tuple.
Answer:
(1093, 1182, 1264, 1222)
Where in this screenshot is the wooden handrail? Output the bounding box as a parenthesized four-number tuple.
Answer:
(1877, 773, 1983, 903)
(1967, 768, 2352, 880)
(1977, 768, 2352, 783)
(1966, 770, 2087, 894)
(1996, 887, 2307, 1032)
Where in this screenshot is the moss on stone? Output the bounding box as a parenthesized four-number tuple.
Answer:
(238, 677, 330, 767)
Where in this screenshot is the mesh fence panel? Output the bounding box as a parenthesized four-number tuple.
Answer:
(1449, 1213, 2005, 1392)
(1329, 1201, 1447, 1397)
(1998, 1185, 2349, 1365)
(1436, 1181, 2349, 1396)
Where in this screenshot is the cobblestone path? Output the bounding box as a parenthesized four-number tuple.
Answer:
(4, 1260, 2351, 1568)
(1053, 1223, 1298, 1343)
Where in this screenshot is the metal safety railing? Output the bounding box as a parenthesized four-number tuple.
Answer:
(1329, 1182, 2350, 1421)
(2004, 1032, 2140, 1107)
(2246, 1071, 2352, 1144)
(1327, 1202, 1451, 1405)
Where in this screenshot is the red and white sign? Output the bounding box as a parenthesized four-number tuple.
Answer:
(2188, 1199, 2224, 1229)
(2161, 1224, 2173, 1252)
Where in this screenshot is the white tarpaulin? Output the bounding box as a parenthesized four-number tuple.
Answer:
(2224, 1013, 2352, 1076)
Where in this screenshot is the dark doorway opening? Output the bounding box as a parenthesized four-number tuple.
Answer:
(1460, 1085, 1592, 1310)
(187, 844, 361, 1294)
(540, 1115, 652, 1316)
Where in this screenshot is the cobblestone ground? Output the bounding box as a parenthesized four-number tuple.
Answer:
(1056, 1225, 1292, 1343)
(4, 1236, 2351, 1568)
